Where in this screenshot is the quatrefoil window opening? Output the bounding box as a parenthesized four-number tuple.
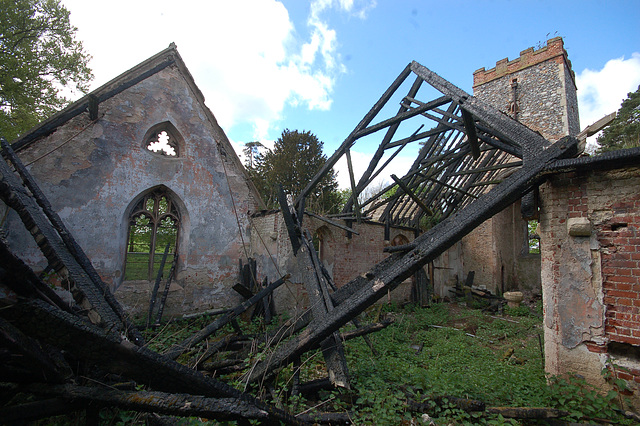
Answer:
(146, 130, 178, 157)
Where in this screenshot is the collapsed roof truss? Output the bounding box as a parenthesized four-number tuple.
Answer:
(297, 61, 549, 228)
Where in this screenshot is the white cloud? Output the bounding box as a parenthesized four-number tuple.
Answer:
(61, 0, 363, 142)
(576, 53, 640, 148)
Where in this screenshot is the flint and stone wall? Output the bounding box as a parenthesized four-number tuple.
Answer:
(540, 167, 640, 405)
(4, 63, 260, 319)
(473, 37, 580, 142)
(451, 37, 580, 296)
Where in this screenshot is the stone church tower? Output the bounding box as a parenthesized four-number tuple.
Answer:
(473, 37, 580, 143)
(458, 37, 580, 297)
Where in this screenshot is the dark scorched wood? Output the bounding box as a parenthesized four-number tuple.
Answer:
(247, 136, 577, 383)
(24, 384, 273, 423)
(0, 298, 307, 425)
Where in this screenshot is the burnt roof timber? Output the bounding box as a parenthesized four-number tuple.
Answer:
(343, 124, 425, 214)
(391, 174, 433, 216)
(12, 46, 178, 151)
(353, 95, 452, 139)
(341, 76, 425, 213)
(295, 63, 413, 207)
(304, 60, 554, 227)
(451, 160, 522, 176)
(376, 147, 466, 214)
(247, 137, 578, 383)
(410, 61, 549, 157)
(384, 124, 449, 149)
(461, 109, 481, 159)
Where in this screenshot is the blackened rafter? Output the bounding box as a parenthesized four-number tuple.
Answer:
(293, 61, 546, 230)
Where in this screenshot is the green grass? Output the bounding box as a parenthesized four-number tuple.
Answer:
(108, 304, 637, 424)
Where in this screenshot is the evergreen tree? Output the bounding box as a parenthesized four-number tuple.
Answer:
(0, 0, 93, 141)
(596, 85, 640, 153)
(247, 129, 341, 214)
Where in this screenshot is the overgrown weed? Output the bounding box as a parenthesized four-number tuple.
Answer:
(124, 304, 635, 424)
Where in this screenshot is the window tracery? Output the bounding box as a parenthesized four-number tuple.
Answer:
(124, 189, 179, 280)
(145, 129, 178, 157)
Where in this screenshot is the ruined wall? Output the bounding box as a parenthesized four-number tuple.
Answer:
(5, 63, 260, 319)
(250, 212, 417, 313)
(539, 167, 640, 403)
(457, 201, 540, 296)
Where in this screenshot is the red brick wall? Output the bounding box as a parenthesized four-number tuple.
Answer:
(598, 198, 640, 347)
(539, 167, 640, 399)
(304, 217, 414, 289)
(555, 173, 640, 347)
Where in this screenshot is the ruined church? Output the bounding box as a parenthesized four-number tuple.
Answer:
(2, 37, 639, 405)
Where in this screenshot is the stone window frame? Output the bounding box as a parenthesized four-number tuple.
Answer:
(142, 121, 184, 158)
(124, 188, 180, 281)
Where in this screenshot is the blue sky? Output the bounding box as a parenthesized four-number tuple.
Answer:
(61, 0, 640, 187)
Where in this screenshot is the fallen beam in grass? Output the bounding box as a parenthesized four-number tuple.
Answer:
(23, 384, 275, 423)
(165, 274, 289, 360)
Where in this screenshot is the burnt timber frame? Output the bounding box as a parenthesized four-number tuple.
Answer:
(297, 61, 548, 229)
(246, 62, 578, 384)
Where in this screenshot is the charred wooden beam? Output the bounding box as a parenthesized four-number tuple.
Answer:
(0, 397, 85, 423)
(469, 179, 503, 187)
(420, 174, 477, 199)
(0, 317, 72, 383)
(295, 63, 413, 207)
(345, 149, 361, 222)
(165, 274, 289, 360)
(486, 406, 569, 419)
(246, 136, 577, 383)
(0, 238, 72, 313)
(346, 123, 425, 213)
(341, 76, 424, 215)
(298, 411, 353, 425)
(384, 124, 449, 149)
(1, 138, 143, 344)
(11, 55, 175, 151)
(461, 109, 480, 159)
(0, 148, 123, 332)
(410, 61, 550, 158)
(153, 256, 177, 326)
(299, 231, 350, 388)
(0, 298, 305, 425)
(88, 94, 99, 121)
(304, 211, 359, 235)
(340, 319, 393, 341)
(194, 334, 238, 369)
(147, 244, 171, 328)
(23, 384, 278, 424)
(278, 185, 301, 255)
(233, 283, 254, 300)
(450, 160, 522, 176)
(354, 95, 451, 139)
(390, 174, 433, 216)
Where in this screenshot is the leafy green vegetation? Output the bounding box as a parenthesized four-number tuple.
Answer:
(1, 0, 93, 141)
(596, 85, 640, 153)
(134, 302, 635, 425)
(245, 129, 342, 214)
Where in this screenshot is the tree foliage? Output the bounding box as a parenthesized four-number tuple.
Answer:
(596, 85, 640, 153)
(0, 0, 93, 141)
(246, 129, 341, 214)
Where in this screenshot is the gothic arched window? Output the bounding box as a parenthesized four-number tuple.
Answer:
(124, 189, 179, 280)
